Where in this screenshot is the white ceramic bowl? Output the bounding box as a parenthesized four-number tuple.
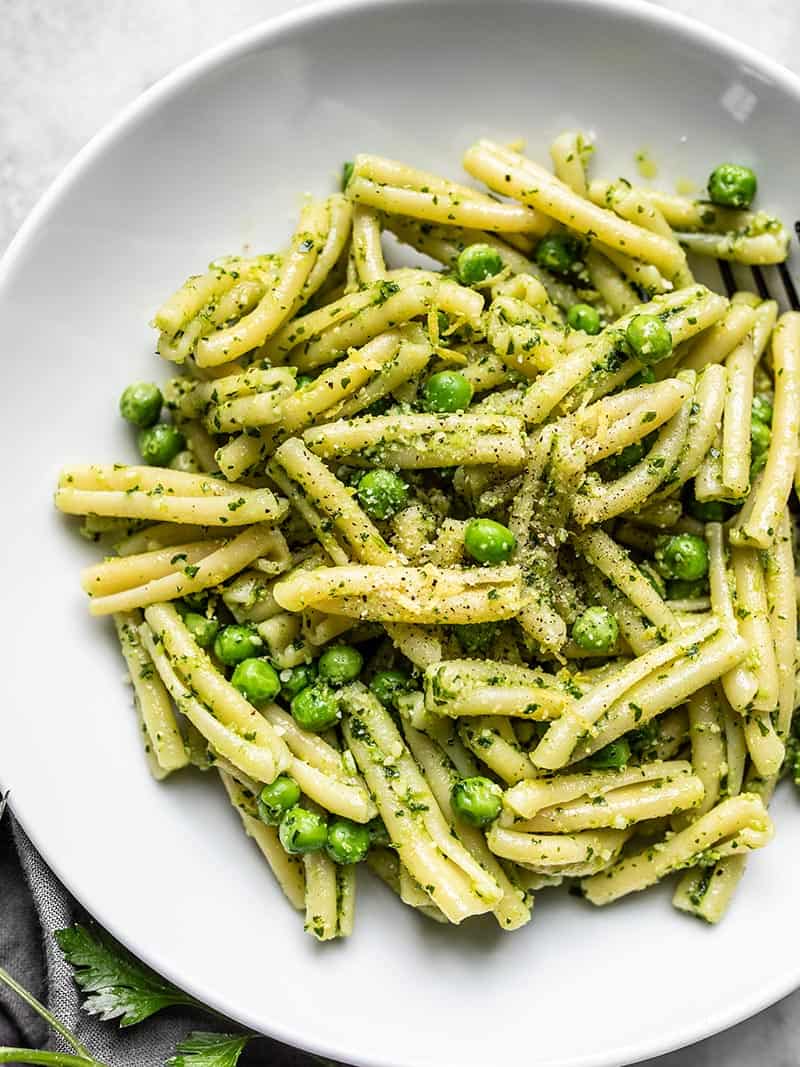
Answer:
(2, 2, 799, 1064)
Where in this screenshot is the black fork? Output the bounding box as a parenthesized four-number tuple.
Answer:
(716, 222, 800, 310)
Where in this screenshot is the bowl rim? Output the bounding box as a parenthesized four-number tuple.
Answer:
(3, 1, 800, 1064)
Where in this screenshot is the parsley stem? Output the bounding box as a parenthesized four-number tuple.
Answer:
(0, 966, 92, 1060)
(0, 1052, 106, 1066)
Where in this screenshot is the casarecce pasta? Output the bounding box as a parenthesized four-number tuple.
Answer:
(58, 133, 800, 940)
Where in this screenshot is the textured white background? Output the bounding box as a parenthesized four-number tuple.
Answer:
(2, 1, 799, 1064)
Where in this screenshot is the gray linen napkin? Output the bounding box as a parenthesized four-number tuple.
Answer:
(0, 811, 320, 1066)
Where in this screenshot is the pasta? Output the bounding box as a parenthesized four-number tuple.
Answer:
(58, 132, 798, 940)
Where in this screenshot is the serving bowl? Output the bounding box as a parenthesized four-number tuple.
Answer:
(2, 1, 799, 1064)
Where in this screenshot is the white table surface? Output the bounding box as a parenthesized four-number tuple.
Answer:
(2, 1, 799, 1064)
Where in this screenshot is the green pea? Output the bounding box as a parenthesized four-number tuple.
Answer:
(183, 612, 219, 649)
(231, 658, 281, 705)
(450, 776, 503, 827)
(291, 683, 341, 732)
(588, 738, 631, 769)
(422, 370, 473, 413)
(356, 469, 409, 520)
(453, 621, 498, 655)
(456, 243, 504, 285)
(571, 606, 619, 653)
(213, 624, 263, 666)
(367, 816, 391, 847)
(667, 578, 708, 600)
(257, 775, 301, 824)
(325, 818, 371, 864)
(464, 518, 516, 564)
(279, 807, 328, 854)
(751, 394, 773, 425)
(341, 161, 354, 190)
(567, 303, 601, 335)
(534, 234, 581, 276)
(369, 669, 411, 708)
(295, 374, 314, 390)
(627, 367, 656, 387)
(625, 314, 673, 364)
(751, 415, 771, 456)
(137, 423, 185, 466)
(119, 382, 163, 428)
(708, 163, 757, 209)
(280, 662, 317, 699)
(654, 533, 709, 582)
(318, 644, 363, 685)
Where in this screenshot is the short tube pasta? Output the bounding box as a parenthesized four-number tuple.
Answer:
(459, 717, 537, 784)
(730, 546, 784, 777)
(463, 141, 686, 278)
(348, 152, 550, 234)
(351, 205, 386, 283)
(549, 130, 590, 196)
(424, 658, 573, 719)
(56, 465, 286, 526)
(261, 705, 376, 823)
(218, 769, 306, 911)
(144, 602, 291, 783)
(585, 249, 639, 316)
(572, 385, 694, 525)
(721, 335, 754, 498)
(765, 511, 797, 739)
(686, 686, 727, 816)
(574, 529, 680, 639)
(706, 522, 758, 711)
(303, 412, 527, 469)
(532, 617, 721, 770)
(84, 525, 279, 615)
(59, 132, 798, 942)
(272, 438, 395, 565)
(672, 853, 748, 924)
(487, 825, 629, 875)
(522, 286, 725, 425)
(506, 760, 693, 818)
(274, 563, 523, 625)
(194, 200, 331, 366)
(341, 684, 502, 923)
(511, 773, 705, 833)
(738, 313, 800, 547)
(681, 302, 757, 373)
(403, 723, 531, 930)
(113, 612, 188, 776)
(569, 628, 748, 763)
(582, 794, 773, 906)
(648, 364, 726, 502)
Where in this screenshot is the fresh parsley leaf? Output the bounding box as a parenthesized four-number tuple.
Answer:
(54, 924, 201, 1026)
(166, 1032, 251, 1067)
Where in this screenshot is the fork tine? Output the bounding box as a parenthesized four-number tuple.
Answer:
(750, 265, 770, 300)
(776, 228, 800, 310)
(777, 261, 800, 310)
(718, 259, 736, 298)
